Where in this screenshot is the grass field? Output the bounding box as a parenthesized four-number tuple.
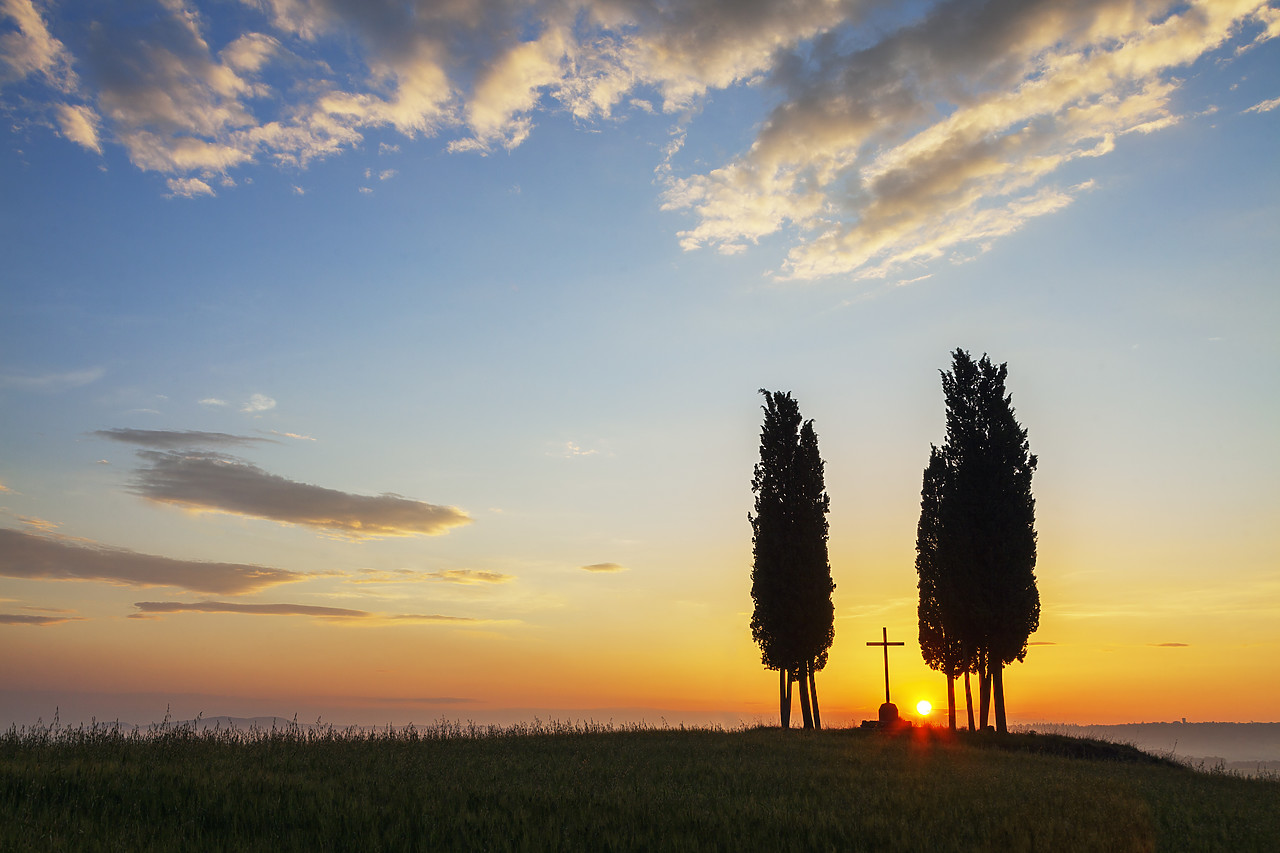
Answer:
(2, 717, 1277, 851)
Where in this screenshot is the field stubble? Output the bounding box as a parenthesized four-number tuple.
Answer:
(1, 716, 1277, 851)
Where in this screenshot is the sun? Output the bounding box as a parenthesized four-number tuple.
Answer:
(916, 700, 932, 716)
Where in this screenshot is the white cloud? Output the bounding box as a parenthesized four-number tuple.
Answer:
(267, 429, 316, 441)
(3, 0, 1273, 278)
(199, 397, 228, 407)
(241, 393, 276, 413)
(166, 177, 215, 198)
(664, 0, 1279, 280)
(1243, 96, 1280, 113)
(55, 103, 102, 153)
(0, 0, 74, 89)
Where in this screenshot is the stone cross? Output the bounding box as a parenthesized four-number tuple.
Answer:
(866, 626, 905, 705)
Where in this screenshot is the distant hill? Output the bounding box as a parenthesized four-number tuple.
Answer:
(1016, 722, 1280, 766)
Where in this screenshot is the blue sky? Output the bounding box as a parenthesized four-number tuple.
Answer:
(1, 0, 1278, 726)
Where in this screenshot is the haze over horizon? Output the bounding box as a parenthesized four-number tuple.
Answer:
(2, 0, 1277, 729)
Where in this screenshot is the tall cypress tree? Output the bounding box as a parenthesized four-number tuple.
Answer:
(749, 390, 835, 730)
(793, 419, 835, 729)
(930, 350, 1039, 734)
(916, 445, 966, 731)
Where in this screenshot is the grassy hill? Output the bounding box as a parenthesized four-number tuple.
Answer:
(2, 720, 1277, 851)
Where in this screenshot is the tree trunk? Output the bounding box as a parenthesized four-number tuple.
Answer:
(779, 669, 790, 729)
(946, 673, 957, 731)
(796, 665, 814, 730)
(964, 670, 975, 731)
(808, 661, 821, 730)
(993, 661, 1007, 734)
(979, 659, 991, 730)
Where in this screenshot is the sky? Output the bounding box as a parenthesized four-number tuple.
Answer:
(1, 0, 1277, 729)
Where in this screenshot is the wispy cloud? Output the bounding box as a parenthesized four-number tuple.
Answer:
(1243, 96, 1280, 113)
(1150, 642, 1189, 647)
(267, 430, 316, 442)
(581, 562, 627, 573)
(348, 568, 513, 585)
(199, 398, 228, 407)
(0, 527, 305, 594)
(132, 600, 487, 624)
(0, 366, 104, 392)
(559, 441, 599, 458)
(16, 515, 59, 533)
(93, 428, 274, 450)
(0, 613, 86, 627)
(126, 450, 471, 539)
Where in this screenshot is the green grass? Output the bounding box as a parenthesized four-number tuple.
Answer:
(2, 718, 1277, 851)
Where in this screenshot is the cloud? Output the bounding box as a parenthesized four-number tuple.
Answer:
(559, 441, 598, 458)
(241, 393, 276, 413)
(93, 428, 274, 450)
(16, 515, 59, 532)
(0, 527, 305, 594)
(663, 0, 1278, 279)
(0, 613, 85, 627)
(0, 480, 12, 493)
(133, 600, 367, 619)
(55, 103, 102, 153)
(581, 562, 627, 573)
(0, 0, 75, 89)
(166, 177, 215, 198)
(1150, 642, 1189, 647)
(126, 450, 471, 539)
(347, 568, 513, 585)
(266, 430, 316, 441)
(425, 569, 513, 585)
(1243, 96, 1280, 113)
(0, 366, 105, 392)
(6, 0, 1270, 275)
(132, 600, 485, 624)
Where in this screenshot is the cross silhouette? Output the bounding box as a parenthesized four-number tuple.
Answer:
(866, 626, 905, 705)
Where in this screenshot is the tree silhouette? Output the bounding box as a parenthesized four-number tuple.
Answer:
(749, 390, 836, 730)
(916, 445, 966, 731)
(925, 350, 1039, 734)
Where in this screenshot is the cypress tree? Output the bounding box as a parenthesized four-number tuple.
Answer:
(916, 445, 966, 731)
(749, 391, 836, 730)
(930, 350, 1039, 733)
